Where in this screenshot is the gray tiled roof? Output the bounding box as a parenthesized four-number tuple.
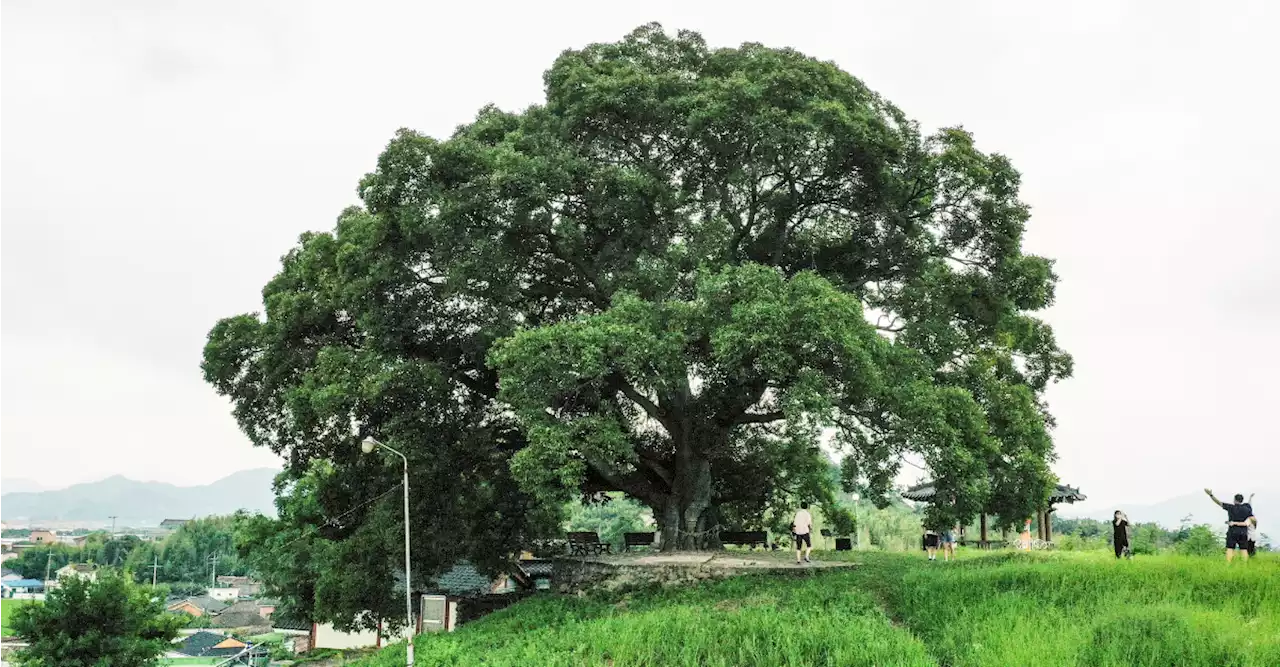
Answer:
(519, 560, 553, 577)
(902, 481, 1086, 504)
(431, 562, 495, 597)
(175, 631, 244, 658)
(208, 610, 270, 630)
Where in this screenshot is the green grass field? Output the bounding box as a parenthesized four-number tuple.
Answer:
(357, 550, 1280, 667)
(1, 598, 36, 637)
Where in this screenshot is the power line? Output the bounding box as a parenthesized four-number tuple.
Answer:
(274, 483, 405, 552)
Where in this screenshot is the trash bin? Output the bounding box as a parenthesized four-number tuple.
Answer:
(835, 538, 852, 551)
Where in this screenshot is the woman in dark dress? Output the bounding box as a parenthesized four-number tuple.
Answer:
(1112, 510, 1131, 559)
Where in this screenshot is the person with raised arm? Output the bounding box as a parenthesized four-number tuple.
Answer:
(1205, 488, 1253, 563)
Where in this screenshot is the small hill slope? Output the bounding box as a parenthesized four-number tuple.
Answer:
(357, 551, 1280, 667)
(361, 569, 933, 667)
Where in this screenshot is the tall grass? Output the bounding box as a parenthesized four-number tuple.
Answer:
(358, 551, 1279, 667)
(361, 573, 934, 666)
(843, 550, 1280, 666)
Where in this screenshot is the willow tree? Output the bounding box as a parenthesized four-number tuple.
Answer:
(204, 25, 1070, 555)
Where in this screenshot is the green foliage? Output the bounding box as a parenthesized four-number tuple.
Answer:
(204, 20, 1069, 600)
(1128, 522, 1167, 555)
(7, 518, 243, 587)
(1055, 532, 1108, 552)
(9, 545, 78, 579)
(1053, 515, 1228, 556)
(1177, 525, 1223, 557)
(10, 572, 184, 667)
(165, 582, 210, 598)
(566, 494, 650, 551)
(152, 516, 247, 583)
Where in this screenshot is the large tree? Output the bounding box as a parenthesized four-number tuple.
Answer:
(205, 24, 1069, 570)
(10, 573, 184, 667)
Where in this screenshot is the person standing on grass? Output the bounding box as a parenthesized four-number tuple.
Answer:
(1112, 511, 1131, 559)
(1204, 488, 1252, 562)
(792, 502, 813, 564)
(1244, 493, 1258, 558)
(923, 528, 940, 561)
(940, 526, 957, 562)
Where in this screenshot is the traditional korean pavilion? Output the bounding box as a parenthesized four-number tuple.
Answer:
(902, 481, 1087, 546)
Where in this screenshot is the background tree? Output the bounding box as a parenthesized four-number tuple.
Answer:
(10, 572, 183, 667)
(9, 545, 76, 580)
(155, 516, 248, 584)
(204, 23, 1069, 570)
(566, 494, 650, 551)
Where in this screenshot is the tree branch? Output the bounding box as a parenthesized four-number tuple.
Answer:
(541, 230, 610, 310)
(735, 411, 786, 425)
(609, 375, 681, 438)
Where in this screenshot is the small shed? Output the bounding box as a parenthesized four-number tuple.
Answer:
(902, 481, 1086, 545)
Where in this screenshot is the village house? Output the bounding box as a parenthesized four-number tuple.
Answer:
(215, 575, 262, 596)
(166, 595, 229, 617)
(158, 518, 189, 531)
(2, 578, 46, 599)
(55, 563, 98, 583)
(204, 600, 273, 632)
(168, 631, 251, 660)
(28, 530, 57, 545)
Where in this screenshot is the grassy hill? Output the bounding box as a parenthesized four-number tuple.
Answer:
(357, 551, 1279, 667)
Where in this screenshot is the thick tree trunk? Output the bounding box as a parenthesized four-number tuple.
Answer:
(654, 447, 721, 551)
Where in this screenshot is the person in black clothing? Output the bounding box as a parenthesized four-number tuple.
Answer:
(1205, 488, 1253, 562)
(1112, 511, 1131, 559)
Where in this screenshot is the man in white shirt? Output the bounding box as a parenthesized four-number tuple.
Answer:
(792, 502, 814, 564)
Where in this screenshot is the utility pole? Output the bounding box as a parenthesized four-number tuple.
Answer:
(209, 553, 219, 588)
(152, 555, 160, 587)
(45, 553, 53, 583)
(109, 515, 118, 537)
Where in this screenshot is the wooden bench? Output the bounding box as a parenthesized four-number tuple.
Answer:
(956, 539, 1009, 549)
(719, 530, 769, 550)
(567, 531, 612, 556)
(623, 532, 656, 551)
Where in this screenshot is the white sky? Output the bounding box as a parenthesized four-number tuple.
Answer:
(3, 1, 1277, 511)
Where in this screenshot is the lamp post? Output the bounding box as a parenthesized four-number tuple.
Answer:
(362, 436, 414, 667)
(851, 494, 860, 549)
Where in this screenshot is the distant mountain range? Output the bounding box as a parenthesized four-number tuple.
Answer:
(0, 478, 47, 494)
(1065, 489, 1273, 530)
(0, 468, 279, 525)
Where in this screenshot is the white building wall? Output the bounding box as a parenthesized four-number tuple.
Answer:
(208, 587, 240, 601)
(313, 622, 382, 650)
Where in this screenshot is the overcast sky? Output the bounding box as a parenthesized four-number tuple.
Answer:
(3, 1, 1277, 512)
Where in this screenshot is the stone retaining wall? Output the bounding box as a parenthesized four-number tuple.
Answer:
(551, 558, 738, 594)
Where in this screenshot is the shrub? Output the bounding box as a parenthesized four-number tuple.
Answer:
(1176, 525, 1221, 557)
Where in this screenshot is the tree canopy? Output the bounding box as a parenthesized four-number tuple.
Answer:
(10, 573, 183, 667)
(204, 24, 1070, 624)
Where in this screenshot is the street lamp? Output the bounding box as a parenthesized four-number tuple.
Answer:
(851, 494, 860, 549)
(361, 436, 414, 667)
